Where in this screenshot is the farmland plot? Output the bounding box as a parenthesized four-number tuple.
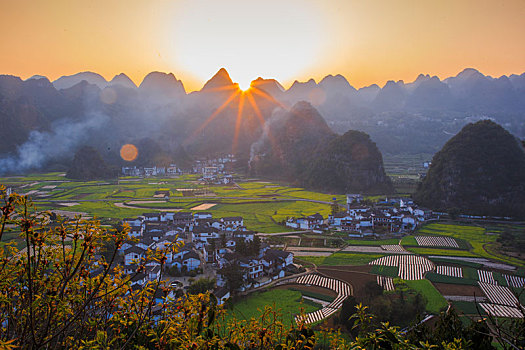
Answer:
(370, 255, 434, 280)
(381, 245, 407, 252)
(428, 256, 516, 271)
(504, 274, 525, 288)
(477, 281, 524, 317)
(436, 266, 463, 278)
(377, 276, 395, 291)
(479, 282, 521, 307)
(478, 303, 523, 318)
(293, 274, 352, 324)
(415, 236, 459, 248)
(477, 270, 497, 285)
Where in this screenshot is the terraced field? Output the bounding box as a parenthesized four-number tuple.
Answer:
(303, 222, 525, 318)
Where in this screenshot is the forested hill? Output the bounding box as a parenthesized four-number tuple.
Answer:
(250, 102, 393, 194)
(414, 120, 525, 218)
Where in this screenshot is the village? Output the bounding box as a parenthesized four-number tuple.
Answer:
(287, 194, 433, 235)
(121, 155, 236, 185)
(117, 191, 435, 304)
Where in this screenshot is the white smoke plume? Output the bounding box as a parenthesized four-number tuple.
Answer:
(249, 107, 287, 165)
(0, 112, 109, 175)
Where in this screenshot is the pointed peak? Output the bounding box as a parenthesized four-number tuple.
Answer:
(201, 68, 235, 91)
(289, 78, 317, 89)
(110, 73, 136, 88)
(213, 68, 233, 82)
(383, 80, 397, 88)
(53, 71, 108, 90)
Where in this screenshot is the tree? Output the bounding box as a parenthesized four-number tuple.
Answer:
(331, 201, 343, 216)
(249, 236, 262, 256)
(66, 146, 115, 180)
(218, 262, 244, 294)
(337, 296, 358, 333)
(235, 239, 247, 256)
(187, 277, 216, 294)
(0, 186, 169, 348)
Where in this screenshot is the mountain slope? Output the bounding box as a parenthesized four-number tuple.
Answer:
(414, 120, 525, 218)
(250, 101, 393, 193)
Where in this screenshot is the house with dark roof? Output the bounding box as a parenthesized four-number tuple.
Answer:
(213, 287, 231, 305)
(221, 216, 244, 228)
(172, 212, 194, 225)
(124, 246, 146, 265)
(143, 213, 161, 222)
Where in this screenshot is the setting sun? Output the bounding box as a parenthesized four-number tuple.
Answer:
(170, 0, 325, 90)
(238, 81, 252, 92)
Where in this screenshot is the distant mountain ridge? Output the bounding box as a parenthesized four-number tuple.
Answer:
(1, 67, 524, 177)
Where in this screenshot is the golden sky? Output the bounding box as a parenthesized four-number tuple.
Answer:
(2, 0, 525, 91)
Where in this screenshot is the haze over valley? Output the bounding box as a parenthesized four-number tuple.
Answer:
(1, 67, 524, 177)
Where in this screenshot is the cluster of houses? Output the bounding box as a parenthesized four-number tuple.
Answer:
(118, 209, 294, 303)
(286, 194, 433, 236)
(121, 164, 183, 177)
(121, 155, 237, 181)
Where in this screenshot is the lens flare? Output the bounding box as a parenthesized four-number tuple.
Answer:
(120, 144, 138, 162)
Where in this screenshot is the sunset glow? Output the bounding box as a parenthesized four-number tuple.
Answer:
(1, 0, 524, 90)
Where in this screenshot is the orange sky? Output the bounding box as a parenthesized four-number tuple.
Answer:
(2, 0, 525, 91)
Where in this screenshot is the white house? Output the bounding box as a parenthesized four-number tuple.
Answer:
(194, 212, 213, 220)
(124, 246, 146, 266)
(182, 251, 201, 271)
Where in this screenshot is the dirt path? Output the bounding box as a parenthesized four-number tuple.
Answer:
(114, 202, 182, 212)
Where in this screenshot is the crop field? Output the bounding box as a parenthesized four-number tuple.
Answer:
(297, 220, 524, 318)
(226, 288, 319, 324)
(417, 223, 525, 267)
(377, 276, 395, 291)
(369, 255, 435, 280)
(405, 280, 448, 314)
(425, 272, 479, 286)
(345, 238, 400, 246)
(299, 252, 386, 266)
(405, 247, 478, 257)
(370, 265, 399, 277)
(414, 236, 459, 248)
(1, 173, 336, 233)
(436, 266, 463, 278)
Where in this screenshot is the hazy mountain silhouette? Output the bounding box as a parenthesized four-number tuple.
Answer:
(1, 67, 525, 176)
(110, 73, 136, 89)
(53, 72, 108, 90)
(201, 68, 236, 91)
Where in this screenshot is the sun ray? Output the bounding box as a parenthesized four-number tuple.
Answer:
(245, 90, 266, 127)
(232, 92, 245, 154)
(245, 90, 279, 156)
(183, 89, 240, 145)
(250, 87, 289, 111)
(200, 85, 239, 93)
